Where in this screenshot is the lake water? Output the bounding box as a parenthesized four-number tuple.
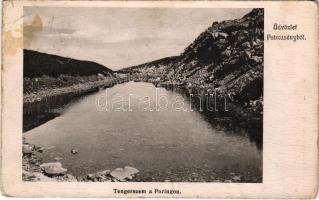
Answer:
(25, 81, 262, 182)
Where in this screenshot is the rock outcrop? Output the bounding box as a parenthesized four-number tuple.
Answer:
(119, 8, 264, 116)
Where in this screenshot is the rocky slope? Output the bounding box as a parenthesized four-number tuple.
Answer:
(119, 8, 264, 117)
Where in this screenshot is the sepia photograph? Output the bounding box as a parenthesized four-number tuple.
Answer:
(21, 7, 264, 183)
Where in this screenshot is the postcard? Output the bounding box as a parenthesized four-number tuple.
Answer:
(1, 0, 318, 198)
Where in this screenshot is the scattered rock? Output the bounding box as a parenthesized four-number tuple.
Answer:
(232, 176, 241, 181)
(23, 144, 34, 155)
(58, 174, 77, 182)
(71, 148, 78, 154)
(219, 32, 228, 38)
(212, 32, 219, 39)
(242, 41, 251, 48)
(33, 172, 55, 181)
(251, 56, 262, 63)
(22, 170, 36, 180)
(37, 147, 44, 153)
(87, 174, 95, 180)
(40, 162, 67, 176)
(87, 170, 111, 181)
(110, 166, 139, 181)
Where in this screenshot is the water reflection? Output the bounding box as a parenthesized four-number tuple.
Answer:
(24, 82, 262, 181)
(161, 85, 263, 149)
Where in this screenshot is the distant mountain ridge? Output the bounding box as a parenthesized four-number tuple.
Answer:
(24, 49, 113, 78)
(119, 56, 178, 74)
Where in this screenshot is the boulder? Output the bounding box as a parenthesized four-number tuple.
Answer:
(219, 32, 228, 38)
(241, 41, 251, 48)
(71, 148, 78, 154)
(211, 32, 219, 39)
(110, 166, 139, 181)
(40, 162, 67, 176)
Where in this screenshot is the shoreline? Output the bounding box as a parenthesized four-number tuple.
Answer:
(22, 139, 261, 182)
(24, 78, 120, 114)
(23, 76, 262, 182)
(133, 77, 262, 126)
(23, 77, 128, 131)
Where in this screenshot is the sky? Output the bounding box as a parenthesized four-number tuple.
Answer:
(24, 7, 252, 70)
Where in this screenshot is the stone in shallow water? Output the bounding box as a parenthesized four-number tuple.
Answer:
(40, 162, 67, 176)
(110, 166, 139, 181)
(54, 156, 63, 161)
(70, 149, 78, 154)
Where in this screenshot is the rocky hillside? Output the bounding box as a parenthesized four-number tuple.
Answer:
(119, 8, 264, 112)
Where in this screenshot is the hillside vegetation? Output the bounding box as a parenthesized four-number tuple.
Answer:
(24, 49, 113, 78)
(24, 50, 114, 94)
